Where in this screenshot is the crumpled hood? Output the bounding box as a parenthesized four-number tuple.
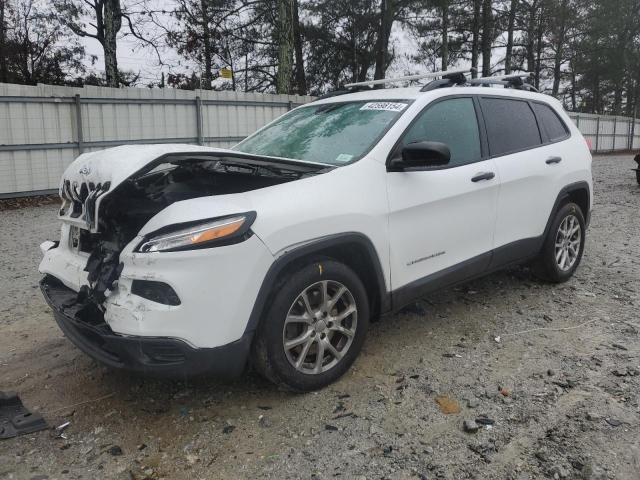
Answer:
(61, 144, 234, 191)
(58, 143, 313, 233)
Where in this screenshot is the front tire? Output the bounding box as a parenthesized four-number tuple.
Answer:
(533, 202, 586, 283)
(251, 259, 369, 392)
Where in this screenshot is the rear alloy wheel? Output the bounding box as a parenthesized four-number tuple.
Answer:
(533, 202, 586, 283)
(252, 260, 369, 391)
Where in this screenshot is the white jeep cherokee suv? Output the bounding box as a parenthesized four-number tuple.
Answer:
(39, 75, 593, 391)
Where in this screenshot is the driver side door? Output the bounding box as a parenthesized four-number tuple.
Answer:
(385, 96, 500, 302)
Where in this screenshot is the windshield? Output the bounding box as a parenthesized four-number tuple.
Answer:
(233, 100, 411, 165)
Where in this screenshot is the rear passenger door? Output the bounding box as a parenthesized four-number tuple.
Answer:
(480, 97, 571, 263)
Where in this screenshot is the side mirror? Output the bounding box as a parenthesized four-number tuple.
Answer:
(391, 141, 451, 170)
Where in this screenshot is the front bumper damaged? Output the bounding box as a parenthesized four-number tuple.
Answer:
(40, 275, 251, 379)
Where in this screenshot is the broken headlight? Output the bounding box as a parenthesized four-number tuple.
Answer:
(137, 212, 256, 253)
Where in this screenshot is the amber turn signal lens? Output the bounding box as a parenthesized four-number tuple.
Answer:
(189, 218, 245, 245)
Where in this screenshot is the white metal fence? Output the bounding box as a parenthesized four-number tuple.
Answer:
(567, 112, 640, 153)
(0, 82, 638, 198)
(0, 83, 313, 197)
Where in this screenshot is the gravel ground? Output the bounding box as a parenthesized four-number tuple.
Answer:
(1, 154, 639, 480)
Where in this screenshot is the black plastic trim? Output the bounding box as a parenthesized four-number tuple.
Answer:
(40, 275, 250, 379)
(392, 252, 492, 310)
(131, 280, 181, 306)
(542, 181, 591, 235)
(489, 237, 543, 270)
(243, 233, 390, 336)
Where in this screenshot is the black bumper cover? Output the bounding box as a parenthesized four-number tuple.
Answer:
(40, 275, 251, 379)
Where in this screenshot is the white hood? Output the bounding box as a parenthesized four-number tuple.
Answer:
(62, 144, 235, 190)
(57, 143, 326, 233)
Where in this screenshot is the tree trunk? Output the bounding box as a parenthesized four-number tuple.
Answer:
(471, 0, 481, 78)
(292, 0, 306, 95)
(480, 0, 492, 77)
(534, 3, 544, 90)
(551, 1, 568, 97)
(505, 0, 517, 74)
(103, 0, 122, 88)
(200, 0, 214, 90)
(276, 0, 294, 94)
(374, 0, 393, 81)
(570, 60, 577, 111)
(525, 1, 537, 75)
(441, 2, 449, 71)
(0, 0, 7, 83)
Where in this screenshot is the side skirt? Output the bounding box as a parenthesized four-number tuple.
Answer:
(390, 236, 543, 312)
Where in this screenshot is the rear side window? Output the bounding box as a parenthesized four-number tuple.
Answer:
(481, 98, 542, 156)
(399, 97, 481, 167)
(532, 102, 569, 142)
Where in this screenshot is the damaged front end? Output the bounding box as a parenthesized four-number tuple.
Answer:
(40, 145, 330, 372)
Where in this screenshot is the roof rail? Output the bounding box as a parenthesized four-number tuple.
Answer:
(343, 68, 472, 89)
(467, 72, 539, 92)
(420, 68, 477, 92)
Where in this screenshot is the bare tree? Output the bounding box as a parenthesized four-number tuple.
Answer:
(504, 0, 517, 74)
(56, 1, 124, 87)
(0, 0, 8, 82)
(470, 0, 481, 77)
(480, 0, 492, 76)
(276, 0, 294, 93)
(292, 0, 306, 95)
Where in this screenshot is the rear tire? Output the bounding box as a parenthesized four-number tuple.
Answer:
(636, 170, 640, 185)
(251, 259, 369, 392)
(532, 202, 586, 283)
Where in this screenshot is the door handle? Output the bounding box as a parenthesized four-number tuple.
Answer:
(546, 156, 562, 164)
(471, 172, 495, 182)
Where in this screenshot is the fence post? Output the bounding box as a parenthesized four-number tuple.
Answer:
(612, 116, 617, 151)
(74, 94, 84, 154)
(195, 96, 204, 145)
(595, 116, 601, 152)
(287, 100, 293, 111)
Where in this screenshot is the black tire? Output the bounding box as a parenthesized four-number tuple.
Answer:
(533, 202, 586, 283)
(636, 170, 640, 185)
(251, 259, 369, 392)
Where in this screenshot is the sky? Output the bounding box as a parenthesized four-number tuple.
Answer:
(78, 9, 426, 89)
(77, 8, 510, 90)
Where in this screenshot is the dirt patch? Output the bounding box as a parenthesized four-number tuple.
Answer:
(0, 195, 58, 212)
(1, 155, 639, 479)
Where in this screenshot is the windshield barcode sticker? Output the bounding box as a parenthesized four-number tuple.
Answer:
(360, 102, 407, 112)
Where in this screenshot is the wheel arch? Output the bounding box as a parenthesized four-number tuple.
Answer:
(244, 233, 390, 338)
(543, 181, 591, 242)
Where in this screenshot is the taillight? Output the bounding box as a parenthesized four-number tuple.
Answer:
(585, 138, 593, 150)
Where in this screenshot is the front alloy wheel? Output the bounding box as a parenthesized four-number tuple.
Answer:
(283, 280, 358, 374)
(252, 260, 369, 391)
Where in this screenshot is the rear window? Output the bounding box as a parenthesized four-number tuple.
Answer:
(481, 98, 542, 156)
(532, 102, 569, 142)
